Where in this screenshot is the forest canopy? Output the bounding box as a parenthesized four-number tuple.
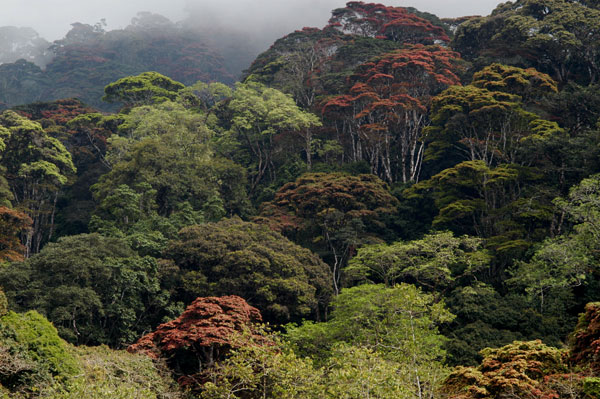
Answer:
(2, 1, 600, 398)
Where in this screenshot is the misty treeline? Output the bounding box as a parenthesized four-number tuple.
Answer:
(2, 0, 600, 398)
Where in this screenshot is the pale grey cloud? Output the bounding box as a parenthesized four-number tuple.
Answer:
(2, 0, 503, 41)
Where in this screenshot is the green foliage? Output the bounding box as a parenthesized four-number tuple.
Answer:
(222, 81, 322, 196)
(453, 0, 600, 85)
(0, 110, 76, 255)
(407, 159, 559, 268)
(424, 76, 563, 168)
(44, 345, 182, 399)
(287, 283, 454, 398)
(346, 231, 490, 291)
(0, 288, 6, 317)
(583, 377, 600, 398)
(200, 330, 412, 399)
(103, 72, 185, 109)
(510, 235, 588, 313)
(200, 329, 322, 399)
(1, 311, 79, 377)
(0, 234, 169, 346)
(0, 310, 79, 395)
(165, 217, 333, 323)
(91, 100, 250, 253)
(257, 172, 399, 293)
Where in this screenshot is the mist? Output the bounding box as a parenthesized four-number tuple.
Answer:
(3, 0, 503, 42)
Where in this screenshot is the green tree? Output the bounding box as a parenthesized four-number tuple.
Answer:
(346, 231, 489, 293)
(224, 81, 321, 194)
(0, 310, 79, 394)
(0, 234, 169, 346)
(202, 337, 411, 399)
(102, 71, 185, 109)
(164, 218, 333, 323)
(510, 236, 588, 313)
(0, 111, 75, 255)
(200, 329, 324, 399)
(453, 0, 600, 84)
(406, 161, 552, 257)
(425, 79, 562, 168)
(90, 101, 250, 254)
(287, 283, 454, 399)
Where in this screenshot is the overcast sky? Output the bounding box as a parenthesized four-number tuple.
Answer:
(2, 0, 505, 41)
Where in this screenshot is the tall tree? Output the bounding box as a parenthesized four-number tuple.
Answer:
(164, 218, 333, 323)
(224, 82, 321, 194)
(424, 64, 561, 169)
(346, 231, 489, 294)
(323, 45, 463, 182)
(102, 71, 185, 109)
(287, 283, 454, 399)
(327, 2, 450, 44)
(256, 172, 398, 294)
(0, 111, 75, 255)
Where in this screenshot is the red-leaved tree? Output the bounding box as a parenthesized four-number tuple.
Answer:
(129, 295, 263, 385)
(323, 44, 462, 183)
(327, 2, 449, 44)
(0, 206, 32, 262)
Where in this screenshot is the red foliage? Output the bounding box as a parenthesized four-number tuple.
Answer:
(327, 1, 449, 44)
(15, 99, 96, 127)
(323, 44, 461, 116)
(321, 44, 462, 183)
(129, 295, 263, 361)
(570, 302, 600, 370)
(0, 206, 32, 263)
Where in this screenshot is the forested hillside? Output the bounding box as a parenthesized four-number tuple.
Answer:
(2, 1, 600, 398)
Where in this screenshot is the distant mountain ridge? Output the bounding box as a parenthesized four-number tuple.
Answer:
(0, 12, 255, 110)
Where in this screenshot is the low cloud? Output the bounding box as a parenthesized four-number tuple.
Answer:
(2, 0, 502, 42)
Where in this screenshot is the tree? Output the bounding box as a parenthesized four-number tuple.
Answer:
(0, 111, 76, 255)
(102, 71, 185, 109)
(346, 231, 489, 293)
(509, 235, 589, 313)
(407, 161, 552, 252)
(570, 302, 600, 371)
(322, 45, 463, 182)
(0, 207, 32, 263)
(442, 340, 572, 398)
(424, 68, 562, 168)
(453, 0, 600, 85)
(256, 172, 398, 294)
(129, 295, 263, 380)
(225, 82, 321, 194)
(200, 329, 323, 399)
(90, 101, 250, 254)
(0, 234, 169, 346)
(164, 218, 333, 323)
(287, 284, 454, 399)
(327, 2, 449, 44)
(201, 340, 411, 399)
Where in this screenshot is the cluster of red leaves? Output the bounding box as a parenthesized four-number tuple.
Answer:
(0, 206, 32, 263)
(15, 99, 95, 127)
(570, 302, 600, 370)
(257, 172, 398, 236)
(322, 45, 462, 127)
(327, 1, 449, 44)
(128, 295, 263, 360)
(442, 340, 586, 399)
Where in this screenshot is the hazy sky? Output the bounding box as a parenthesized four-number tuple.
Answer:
(2, 0, 504, 41)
